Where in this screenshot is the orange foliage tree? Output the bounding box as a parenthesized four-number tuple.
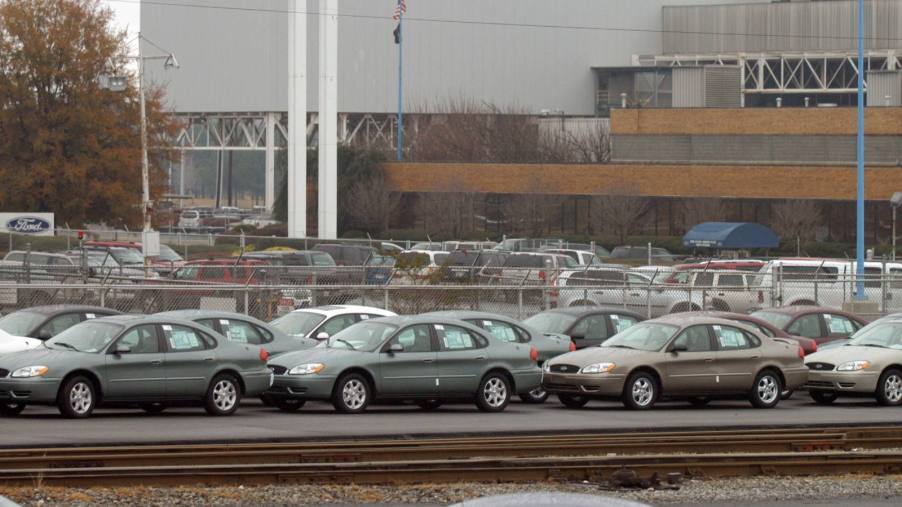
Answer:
(0, 0, 177, 228)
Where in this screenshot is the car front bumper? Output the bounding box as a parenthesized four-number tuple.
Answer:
(0, 377, 62, 405)
(542, 372, 627, 397)
(804, 370, 880, 394)
(264, 374, 337, 401)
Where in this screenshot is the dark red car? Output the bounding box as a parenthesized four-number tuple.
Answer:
(694, 310, 818, 355)
(750, 306, 867, 347)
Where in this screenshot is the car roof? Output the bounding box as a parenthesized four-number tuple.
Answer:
(15, 305, 121, 317)
(540, 306, 645, 319)
(649, 314, 752, 328)
(92, 314, 219, 328)
(754, 305, 843, 316)
(423, 310, 518, 322)
(368, 315, 487, 330)
(155, 310, 267, 325)
(288, 305, 395, 317)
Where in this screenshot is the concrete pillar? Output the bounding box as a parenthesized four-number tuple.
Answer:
(264, 112, 276, 212)
(287, 0, 307, 237)
(318, 0, 339, 239)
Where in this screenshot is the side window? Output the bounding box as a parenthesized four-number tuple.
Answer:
(694, 273, 714, 287)
(787, 314, 822, 338)
(743, 321, 774, 338)
(713, 325, 755, 350)
(435, 324, 483, 351)
(570, 315, 608, 340)
(194, 319, 219, 332)
(6, 253, 24, 262)
(472, 319, 519, 343)
(320, 315, 358, 337)
(219, 319, 265, 345)
(717, 274, 744, 287)
(824, 314, 856, 337)
(671, 326, 713, 352)
(611, 314, 639, 334)
(39, 313, 83, 338)
(891, 268, 902, 289)
(626, 273, 648, 286)
(162, 324, 207, 352)
(115, 325, 160, 354)
(388, 324, 433, 353)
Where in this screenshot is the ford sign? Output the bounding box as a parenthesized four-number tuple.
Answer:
(5, 216, 52, 235)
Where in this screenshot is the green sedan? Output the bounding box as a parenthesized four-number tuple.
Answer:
(0, 315, 272, 418)
(265, 315, 542, 413)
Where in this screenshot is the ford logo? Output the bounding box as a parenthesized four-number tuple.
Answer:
(6, 217, 51, 234)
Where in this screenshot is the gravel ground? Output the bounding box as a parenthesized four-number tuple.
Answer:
(2, 475, 902, 507)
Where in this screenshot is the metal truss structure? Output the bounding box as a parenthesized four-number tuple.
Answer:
(643, 50, 901, 95)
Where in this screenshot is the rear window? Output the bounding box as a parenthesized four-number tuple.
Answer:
(434, 253, 450, 265)
(504, 254, 544, 268)
(558, 256, 578, 268)
(565, 270, 623, 287)
(398, 253, 430, 266)
(448, 251, 481, 265)
(781, 265, 839, 281)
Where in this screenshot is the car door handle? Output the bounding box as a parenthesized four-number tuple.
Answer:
(422, 358, 435, 363)
(203, 357, 215, 362)
(150, 360, 162, 366)
(748, 355, 761, 359)
(704, 358, 715, 362)
(475, 356, 487, 360)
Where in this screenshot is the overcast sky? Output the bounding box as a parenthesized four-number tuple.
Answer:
(103, 0, 140, 41)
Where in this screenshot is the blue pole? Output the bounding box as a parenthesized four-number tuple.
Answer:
(856, 0, 865, 299)
(396, 9, 404, 161)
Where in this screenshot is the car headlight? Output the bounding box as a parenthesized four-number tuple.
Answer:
(11, 366, 49, 378)
(543, 362, 551, 372)
(837, 360, 870, 371)
(580, 362, 616, 374)
(288, 363, 325, 375)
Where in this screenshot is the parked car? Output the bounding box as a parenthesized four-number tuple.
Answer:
(540, 248, 605, 267)
(313, 244, 378, 283)
(610, 246, 676, 263)
(263, 315, 542, 413)
(364, 255, 396, 285)
(555, 268, 651, 310)
(442, 241, 497, 251)
(394, 250, 451, 282)
(689, 311, 818, 355)
(410, 242, 445, 251)
(423, 310, 574, 403)
(750, 306, 867, 346)
(84, 241, 186, 275)
(0, 306, 121, 355)
(177, 208, 213, 230)
(523, 307, 646, 349)
(156, 310, 317, 357)
(0, 315, 272, 417)
(496, 253, 578, 299)
(241, 250, 339, 283)
(269, 305, 397, 340)
(542, 314, 809, 410)
(804, 319, 902, 406)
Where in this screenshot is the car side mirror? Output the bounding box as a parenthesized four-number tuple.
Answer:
(316, 332, 330, 340)
(569, 333, 585, 341)
(389, 343, 404, 353)
(112, 344, 131, 355)
(37, 330, 53, 341)
(669, 343, 688, 354)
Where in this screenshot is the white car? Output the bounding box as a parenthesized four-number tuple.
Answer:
(269, 305, 397, 340)
(0, 329, 42, 355)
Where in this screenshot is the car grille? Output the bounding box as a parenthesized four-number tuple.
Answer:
(805, 381, 834, 388)
(269, 365, 288, 375)
(0, 369, 8, 378)
(807, 362, 835, 371)
(549, 364, 580, 374)
(543, 382, 581, 392)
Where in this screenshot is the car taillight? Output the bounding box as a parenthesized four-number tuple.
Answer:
(529, 346, 538, 362)
(279, 297, 294, 306)
(260, 348, 270, 362)
(798, 345, 805, 359)
(569, 341, 576, 352)
(811, 342, 817, 353)
(538, 271, 546, 281)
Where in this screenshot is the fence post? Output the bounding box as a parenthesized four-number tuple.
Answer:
(100, 288, 105, 308)
(383, 287, 389, 311)
(311, 272, 318, 307)
(814, 269, 819, 305)
(244, 290, 250, 316)
(518, 288, 524, 320)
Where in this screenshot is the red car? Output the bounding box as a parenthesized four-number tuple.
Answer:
(750, 306, 867, 347)
(694, 310, 818, 355)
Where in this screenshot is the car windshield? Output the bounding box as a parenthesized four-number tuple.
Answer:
(750, 311, 793, 330)
(559, 256, 578, 268)
(109, 248, 144, 265)
(46, 322, 124, 353)
(0, 311, 44, 336)
(269, 311, 326, 337)
(327, 322, 398, 351)
(847, 323, 902, 349)
(157, 245, 183, 262)
(522, 312, 577, 334)
(85, 253, 120, 268)
(312, 253, 336, 266)
(366, 255, 396, 267)
(601, 323, 679, 352)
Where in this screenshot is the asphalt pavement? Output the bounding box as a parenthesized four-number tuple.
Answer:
(2, 396, 902, 447)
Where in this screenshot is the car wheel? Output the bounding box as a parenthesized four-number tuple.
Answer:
(332, 373, 371, 413)
(0, 403, 25, 416)
(876, 369, 902, 406)
(204, 374, 242, 416)
(416, 399, 443, 411)
(810, 391, 839, 405)
(749, 370, 782, 409)
(519, 387, 549, 404)
(688, 397, 709, 408)
(476, 372, 511, 412)
(557, 393, 589, 409)
(623, 372, 658, 410)
(140, 403, 166, 414)
(57, 376, 97, 419)
(274, 398, 306, 412)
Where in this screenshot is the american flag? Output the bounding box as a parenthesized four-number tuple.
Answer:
(392, 0, 406, 21)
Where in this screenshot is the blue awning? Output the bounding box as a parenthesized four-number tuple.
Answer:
(683, 222, 779, 249)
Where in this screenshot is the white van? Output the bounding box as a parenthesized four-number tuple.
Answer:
(755, 259, 902, 311)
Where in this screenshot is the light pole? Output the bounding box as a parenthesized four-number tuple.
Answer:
(891, 193, 902, 261)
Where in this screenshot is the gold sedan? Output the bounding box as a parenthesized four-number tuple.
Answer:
(542, 315, 808, 410)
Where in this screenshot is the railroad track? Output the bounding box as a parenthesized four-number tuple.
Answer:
(1, 424, 901, 487)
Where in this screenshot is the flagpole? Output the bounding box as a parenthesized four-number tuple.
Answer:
(396, 4, 404, 161)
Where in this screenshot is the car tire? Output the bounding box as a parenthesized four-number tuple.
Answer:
(416, 399, 443, 411)
(688, 397, 709, 408)
(274, 398, 306, 412)
(519, 387, 549, 404)
(622, 371, 658, 410)
(557, 393, 589, 409)
(810, 391, 839, 405)
(781, 389, 794, 400)
(140, 403, 166, 414)
(476, 372, 512, 413)
(204, 374, 242, 416)
(876, 368, 902, 406)
(0, 403, 25, 416)
(749, 370, 782, 409)
(332, 373, 371, 413)
(57, 376, 97, 419)
(259, 394, 274, 407)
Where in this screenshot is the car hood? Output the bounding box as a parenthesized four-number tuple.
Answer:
(269, 346, 364, 368)
(548, 346, 651, 367)
(0, 345, 81, 369)
(806, 345, 901, 366)
(0, 333, 42, 355)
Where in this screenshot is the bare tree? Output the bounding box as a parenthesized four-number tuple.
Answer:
(539, 119, 612, 163)
(681, 198, 727, 230)
(770, 200, 822, 244)
(344, 170, 402, 235)
(590, 185, 650, 244)
(414, 191, 479, 239)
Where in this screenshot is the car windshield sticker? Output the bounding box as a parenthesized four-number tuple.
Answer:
(483, 320, 493, 326)
(85, 313, 96, 319)
(360, 314, 369, 320)
(166, 327, 201, 350)
(162, 325, 172, 331)
(435, 324, 444, 330)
